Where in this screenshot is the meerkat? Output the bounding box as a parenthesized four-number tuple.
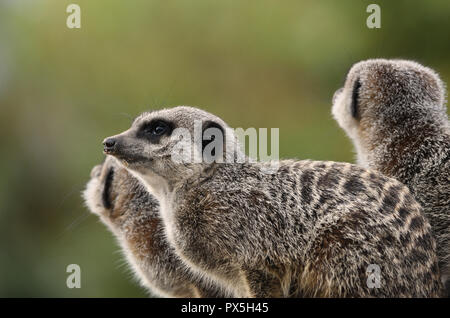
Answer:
(332, 59, 450, 294)
(83, 155, 227, 297)
(102, 106, 443, 297)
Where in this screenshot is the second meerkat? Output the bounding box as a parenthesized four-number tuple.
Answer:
(332, 59, 450, 293)
(103, 106, 443, 297)
(83, 156, 226, 297)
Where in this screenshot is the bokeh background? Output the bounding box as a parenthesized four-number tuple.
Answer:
(0, 0, 449, 297)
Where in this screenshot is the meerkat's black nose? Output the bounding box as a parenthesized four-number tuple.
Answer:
(103, 138, 117, 153)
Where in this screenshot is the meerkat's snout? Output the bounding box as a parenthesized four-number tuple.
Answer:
(102, 134, 134, 167)
(102, 132, 138, 161)
(103, 137, 118, 154)
(102, 129, 152, 172)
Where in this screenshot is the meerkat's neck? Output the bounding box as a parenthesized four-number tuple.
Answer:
(129, 170, 172, 199)
(362, 113, 448, 181)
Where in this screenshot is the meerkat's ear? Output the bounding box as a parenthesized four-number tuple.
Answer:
(350, 78, 361, 119)
(102, 167, 115, 210)
(202, 121, 225, 163)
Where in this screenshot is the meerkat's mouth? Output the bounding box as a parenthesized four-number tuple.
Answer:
(108, 152, 152, 167)
(103, 148, 114, 155)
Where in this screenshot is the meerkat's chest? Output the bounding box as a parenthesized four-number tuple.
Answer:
(158, 192, 179, 244)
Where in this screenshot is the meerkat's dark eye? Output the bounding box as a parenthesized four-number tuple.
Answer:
(138, 119, 174, 143)
(350, 79, 361, 119)
(149, 121, 168, 136)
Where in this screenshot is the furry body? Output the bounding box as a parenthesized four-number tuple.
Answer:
(103, 106, 443, 297)
(332, 59, 450, 293)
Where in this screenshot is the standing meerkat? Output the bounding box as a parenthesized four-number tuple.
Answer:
(332, 59, 450, 293)
(102, 106, 443, 297)
(83, 155, 226, 297)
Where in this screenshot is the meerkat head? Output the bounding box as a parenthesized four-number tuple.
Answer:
(83, 157, 115, 218)
(102, 106, 242, 197)
(332, 59, 447, 167)
(83, 155, 156, 234)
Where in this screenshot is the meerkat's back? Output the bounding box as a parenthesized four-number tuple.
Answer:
(176, 159, 443, 297)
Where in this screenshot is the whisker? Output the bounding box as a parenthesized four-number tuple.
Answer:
(57, 182, 85, 209)
(116, 112, 134, 120)
(58, 211, 92, 239)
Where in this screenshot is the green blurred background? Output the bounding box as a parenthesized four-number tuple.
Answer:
(0, 0, 449, 297)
